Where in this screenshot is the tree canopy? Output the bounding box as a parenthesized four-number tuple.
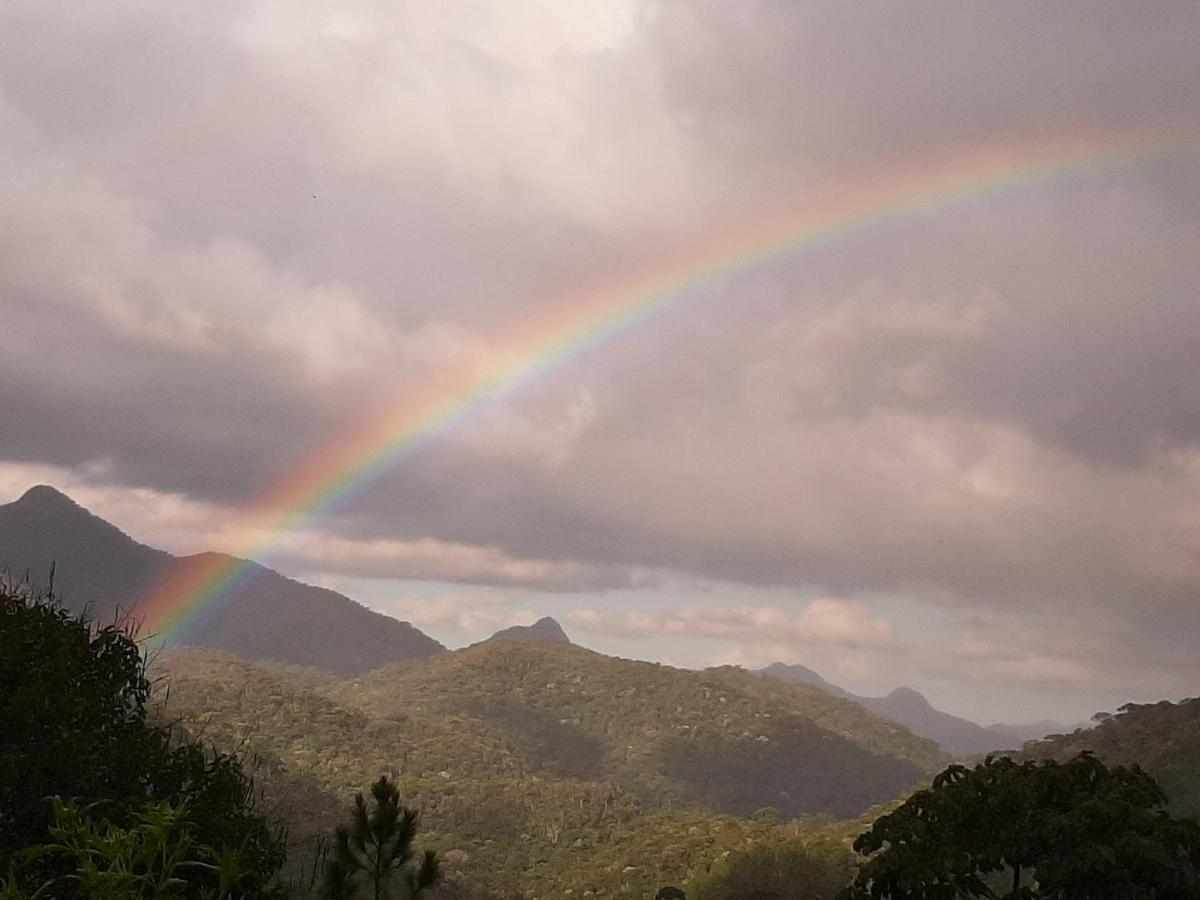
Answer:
(843, 753, 1200, 899)
(0, 579, 285, 897)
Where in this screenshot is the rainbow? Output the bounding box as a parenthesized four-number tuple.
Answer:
(137, 126, 1189, 643)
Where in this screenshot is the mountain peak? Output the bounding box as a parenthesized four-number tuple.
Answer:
(487, 616, 570, 644)
(2, 484, 133, 544)
(0, 484, 445, 674)
(886, 686, 932, 708)
(13, 484, 80, 510)
(757, 661, 851, 698)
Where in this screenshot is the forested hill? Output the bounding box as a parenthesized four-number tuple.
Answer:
(0, 485, 444, 673)
(331, 640, 946, 815)
(1023, 698, 1200, 816)
(152, 641, 943, 898)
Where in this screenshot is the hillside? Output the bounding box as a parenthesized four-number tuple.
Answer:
(762, 662, 1024, 756)
(152, 642, 942, 898)
(1023, 698, 1200, 816)
(332, 641, 944, 817)
(0, 485, 444, 673)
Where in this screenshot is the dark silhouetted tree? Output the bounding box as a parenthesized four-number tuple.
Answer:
(842, 752, 1200, 899)
(323, 775, 439, 900)
(0, 579, 285, 897)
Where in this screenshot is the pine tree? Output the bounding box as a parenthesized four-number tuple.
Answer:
(322, 776, 440, 900)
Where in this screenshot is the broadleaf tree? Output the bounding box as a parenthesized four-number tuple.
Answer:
(842, 752, 1200, 899)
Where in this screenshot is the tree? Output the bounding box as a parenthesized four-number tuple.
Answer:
(323, 776, 440, 900)
(0, 579, 285, 897)
(842, 753, 1200, 899)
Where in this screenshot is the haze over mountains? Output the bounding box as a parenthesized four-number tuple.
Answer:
(761, 662, 1072, 756)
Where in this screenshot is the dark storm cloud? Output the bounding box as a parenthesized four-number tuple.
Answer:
(1, 0, 1199, 702)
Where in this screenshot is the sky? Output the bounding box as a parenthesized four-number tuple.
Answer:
(1, 1, 1199, 724)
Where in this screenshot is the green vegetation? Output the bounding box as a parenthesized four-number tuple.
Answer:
(33, 796, 274, 899)
(688, 837, 855, 900)
(0, 580, 286, 897)
(151, 642, 939, 898)
(329, 640, 944, 814)
(1024, 698, 1200, 817)
(843, 753, 1200, 899)
(323, 776, 439, 900)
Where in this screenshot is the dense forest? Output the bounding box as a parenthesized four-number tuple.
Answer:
(151, 642, 936, 897)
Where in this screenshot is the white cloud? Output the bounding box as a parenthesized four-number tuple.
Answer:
(370, 591, 538, 636)
(566, 597, 893, 647)
(276, 531, 614, 589)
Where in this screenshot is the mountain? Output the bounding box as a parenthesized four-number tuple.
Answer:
(1023, 699, 1200, 816)
(857, 688, 1021, 757)
(762, 662, 1024, 756)
(334, 640, 944, 818)
(486, 615, 570, 643)
(152, 641, 944, 899)
(0, 485, 444, 674)
(760, 662, 853, 699)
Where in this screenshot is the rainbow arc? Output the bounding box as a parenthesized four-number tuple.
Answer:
(137, 126, 1190, 642)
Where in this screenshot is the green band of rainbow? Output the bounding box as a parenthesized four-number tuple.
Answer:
(137, 126, 1192, 643)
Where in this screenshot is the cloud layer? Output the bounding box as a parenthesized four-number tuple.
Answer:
(1, 0, 1198, 720)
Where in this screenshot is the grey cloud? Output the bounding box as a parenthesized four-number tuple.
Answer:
(652, 1, 1200, 171)
(1, 0, 1199, 710)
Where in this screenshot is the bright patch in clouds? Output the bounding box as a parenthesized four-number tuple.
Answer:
(567, 598, 892, 647)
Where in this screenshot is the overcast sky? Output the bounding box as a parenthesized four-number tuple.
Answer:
(2, 1, 1199, 723)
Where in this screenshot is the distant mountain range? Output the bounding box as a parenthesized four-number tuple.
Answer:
(0, 485, 443, 674)
(760, 662, 1070, 756)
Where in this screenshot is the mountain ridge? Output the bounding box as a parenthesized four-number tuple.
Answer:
(761, 661, 1035, 756)
(0, 484, 444, 674)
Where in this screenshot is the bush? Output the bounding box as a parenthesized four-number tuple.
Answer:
(0, 579, 286, 897)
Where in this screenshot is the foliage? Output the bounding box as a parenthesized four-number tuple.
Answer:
(152, 645, 902, 899)
(688, 837, 855, 900)
(0, 580, 285, 897)
(843, 753, 1200, 899)
(1023, 698, 1200, 817)
(323, 776, 439, 900)
(38, 795, 270, 899)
